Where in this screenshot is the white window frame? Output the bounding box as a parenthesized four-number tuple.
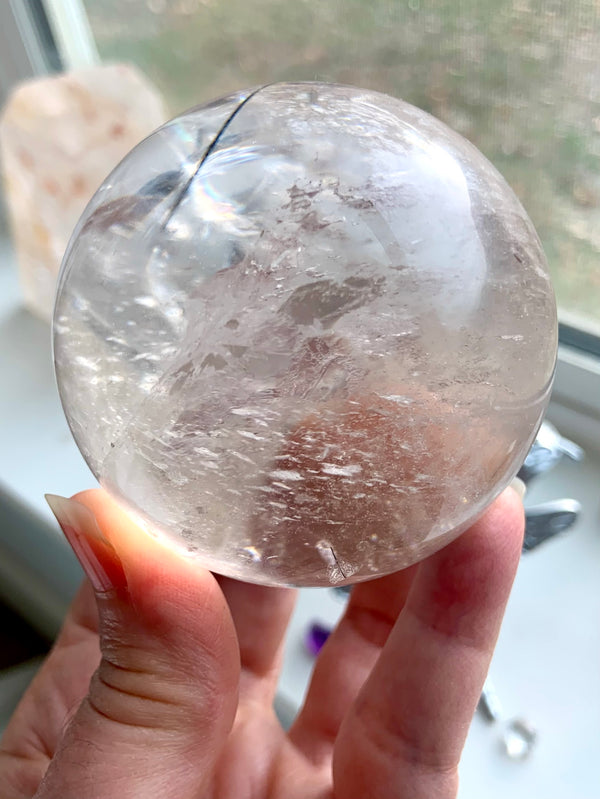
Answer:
(42, 0, 98, 70)
(2, 0, 599, 439)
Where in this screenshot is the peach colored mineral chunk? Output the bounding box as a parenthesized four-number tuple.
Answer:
(0, 64, 168, 320)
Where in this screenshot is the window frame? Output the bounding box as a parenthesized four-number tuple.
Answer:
(42, 0, 98, 70)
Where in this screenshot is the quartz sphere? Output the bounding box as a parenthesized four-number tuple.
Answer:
(53, 83, 557, 587)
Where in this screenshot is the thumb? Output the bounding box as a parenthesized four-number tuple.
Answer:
(40, 490, 239, 799)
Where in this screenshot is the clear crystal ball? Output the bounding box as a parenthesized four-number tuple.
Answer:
(54, 83, 557, 586)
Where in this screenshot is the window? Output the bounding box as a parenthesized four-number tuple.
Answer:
(75, 0, 600, 339)
(3, 0, 600, 412)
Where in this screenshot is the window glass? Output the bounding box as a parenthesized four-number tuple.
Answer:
(81, 0, 600, 330)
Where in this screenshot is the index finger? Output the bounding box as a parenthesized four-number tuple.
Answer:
(332, 487, 524, 799)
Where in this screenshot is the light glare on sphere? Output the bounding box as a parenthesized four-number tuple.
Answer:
(53, 83, 557, 587)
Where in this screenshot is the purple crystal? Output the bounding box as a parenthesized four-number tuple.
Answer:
(304, 622, 332, 656)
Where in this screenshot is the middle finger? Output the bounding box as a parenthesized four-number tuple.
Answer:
(217, 577, 297, 705)
(288, 566, 416, 764)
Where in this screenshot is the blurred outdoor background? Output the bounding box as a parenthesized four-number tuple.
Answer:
(80, 0, 600, 330)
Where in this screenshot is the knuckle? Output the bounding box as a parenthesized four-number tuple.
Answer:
(87, 654, 219, 733)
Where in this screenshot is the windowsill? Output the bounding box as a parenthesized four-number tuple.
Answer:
(0, 242, 599, 798)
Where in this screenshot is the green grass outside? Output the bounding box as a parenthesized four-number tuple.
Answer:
(85, 0, 600, 324)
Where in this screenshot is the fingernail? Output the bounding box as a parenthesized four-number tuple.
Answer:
(509, 477, 527, 501)
(45, 494, 119, 593)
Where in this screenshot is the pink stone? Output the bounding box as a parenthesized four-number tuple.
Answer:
(0, 64, 168, 320)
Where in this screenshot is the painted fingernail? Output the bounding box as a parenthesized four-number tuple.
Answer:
(509, 477, 526, 501)
(45, 494, 120, 594)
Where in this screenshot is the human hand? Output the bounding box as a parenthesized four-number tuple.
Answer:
(0, 487, 523, 799)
